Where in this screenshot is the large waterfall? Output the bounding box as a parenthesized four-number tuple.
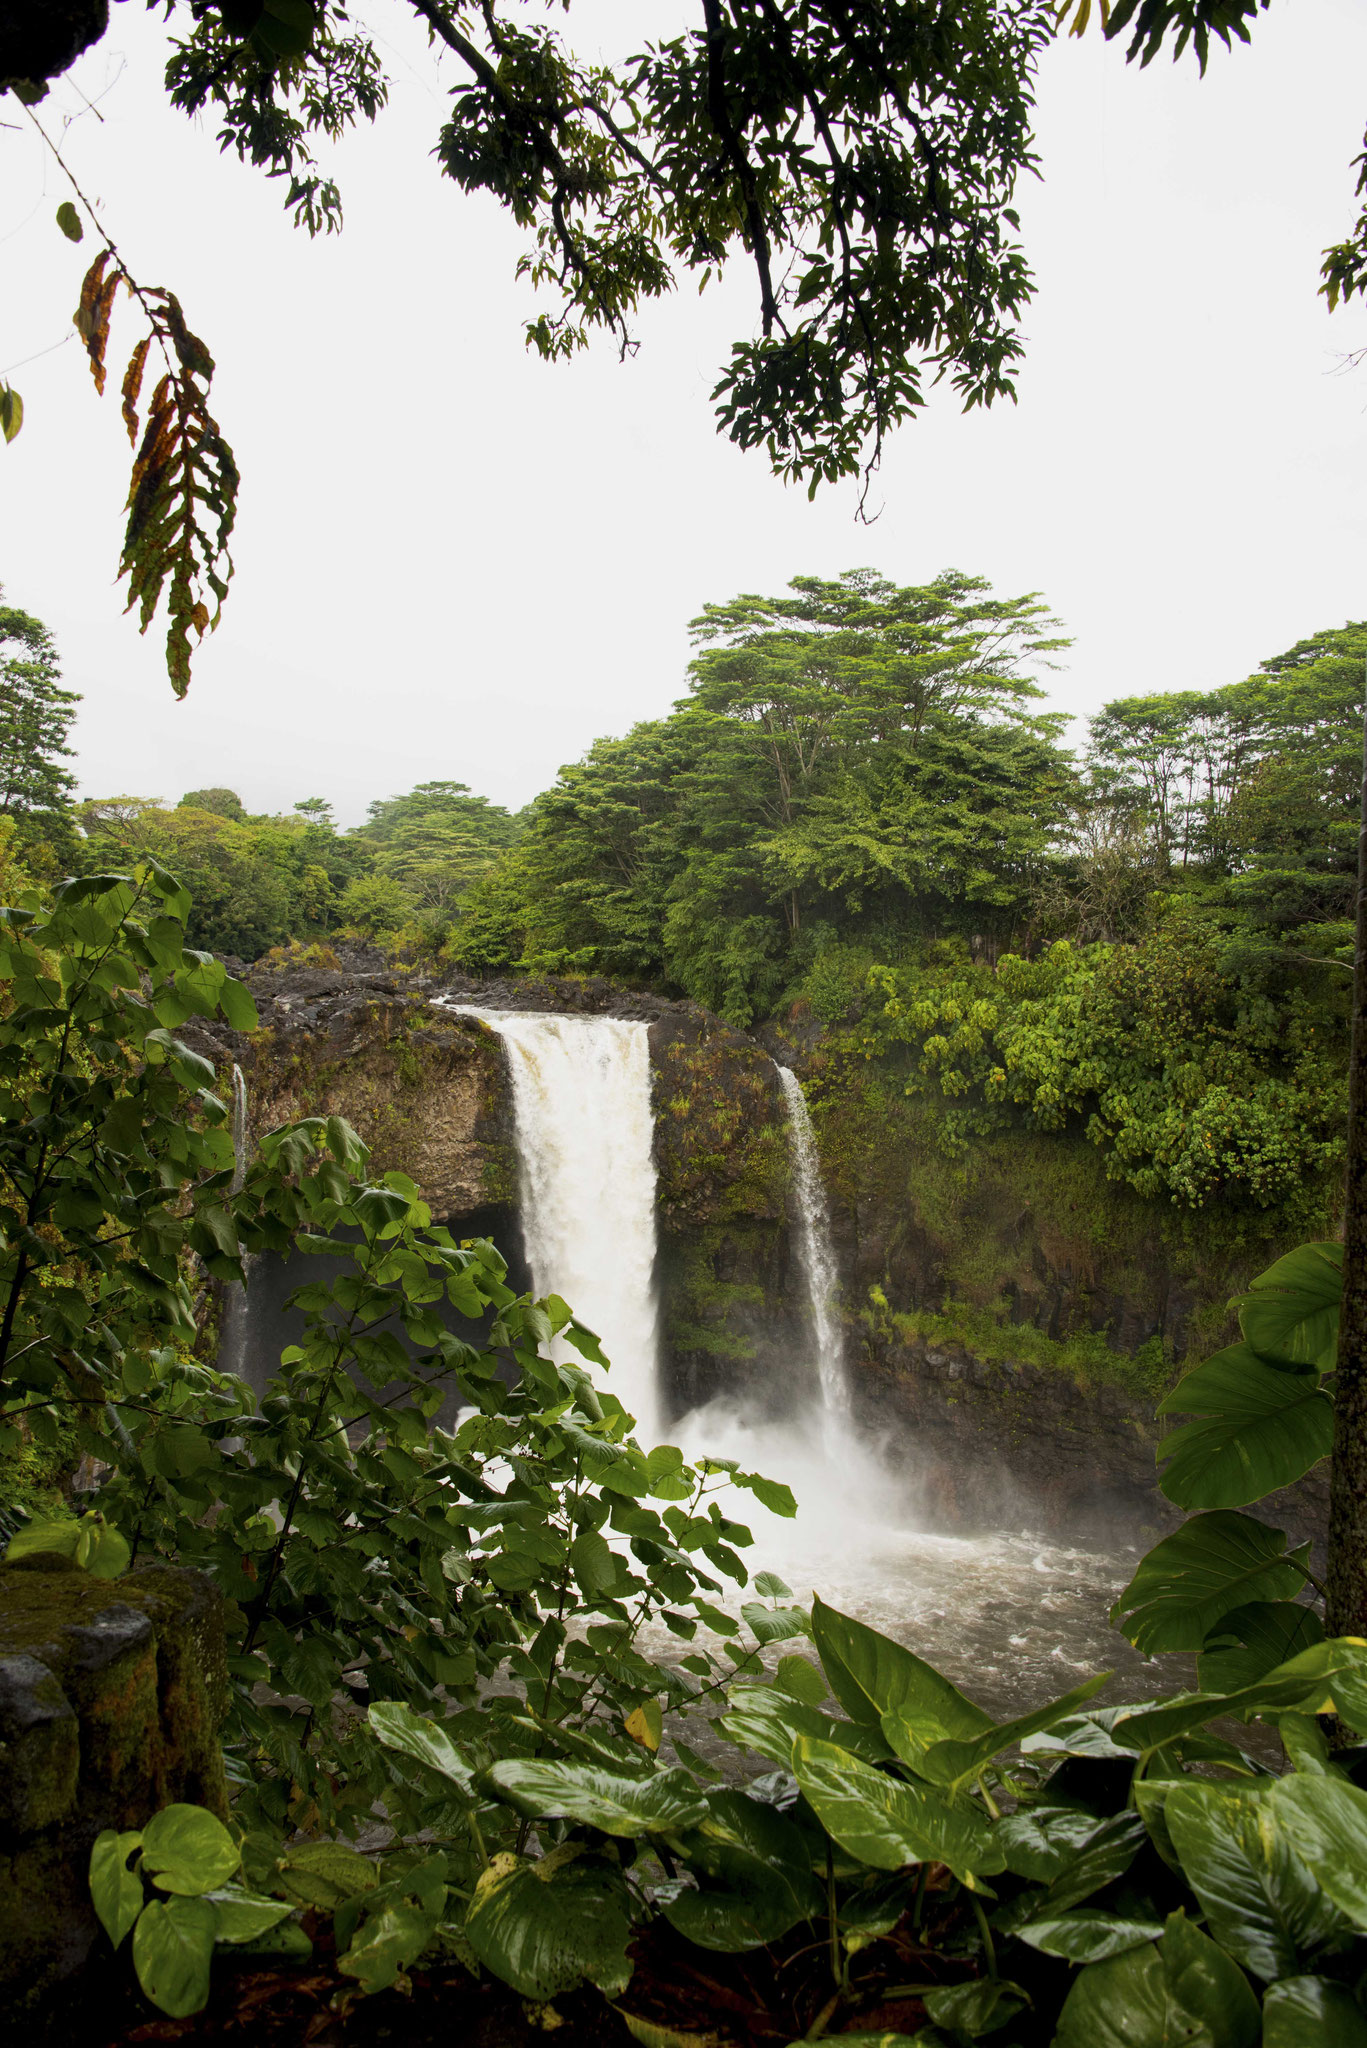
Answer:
(776, 1065, 848, 1417)
(457, 1010, 663, 1442)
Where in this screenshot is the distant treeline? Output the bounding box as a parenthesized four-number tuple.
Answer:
(3, 569, 1359, 1228)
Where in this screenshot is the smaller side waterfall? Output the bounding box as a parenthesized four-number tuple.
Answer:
(776, 1065, 849, 1416)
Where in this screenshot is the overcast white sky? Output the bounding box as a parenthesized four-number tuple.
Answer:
(2, 1, 1365, 826)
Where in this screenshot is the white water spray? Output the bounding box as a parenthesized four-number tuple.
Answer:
(457, 1010, 663, 1442)
(776, 1065, 848, 1417)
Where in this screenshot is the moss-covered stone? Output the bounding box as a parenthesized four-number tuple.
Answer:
(0, 1555, 229, 2019)
(247, 996, 516, 1219)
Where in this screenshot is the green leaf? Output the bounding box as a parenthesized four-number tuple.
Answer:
(273, 1841, 378, 1911)
(1262, 1977, 1367, 2047)
(741, 1600, 810, 1645)
(131, 1894, 217, 2018)
(717, 1682, 893, 1771)
(663, 1788, 824, 1948)
(140, 1804, 240, 1896)
(811, 1594, 991, 1736)
(56, 200, 84, 242)
(90, 1829, 145, 1950)
(1235, 1241, 1342, 1369)
(0, 383, 22, 444)
(368, 1702, 475, 1798)
(218, 977, 259, 1032)
(463, 1848, 634, 2001)
(1268, 1777, 1367, 1930)
(1165, 1781, 1349, 1981)
(481, 1759, 708, 1837)
(918, 1671, 1111, 1785)
(790, 1735, 1004, 1889)
(203, 1888, 294, 1944)
(1053, 1911, 1260, 2048)
(338, 1898, 440, 1994)
(1197, 1601, 1324, 1694)
(923, 1976, 1028, 2035)
(1016, 1912, 1163, 1963)
(1110, 1512, 1311, 1653)
(1156, 1343, 1333, 1509)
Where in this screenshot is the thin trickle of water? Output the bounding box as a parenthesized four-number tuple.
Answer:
(775, 1064, 848, 1416)
(456, 1010, 663, 1443)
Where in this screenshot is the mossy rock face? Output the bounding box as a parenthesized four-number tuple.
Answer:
(0, 1555, 229, 2018)
(648, 1015, 807, 1413)
(247, 994, 516, 1219)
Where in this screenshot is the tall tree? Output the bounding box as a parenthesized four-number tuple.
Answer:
(0, 593, 81, 849)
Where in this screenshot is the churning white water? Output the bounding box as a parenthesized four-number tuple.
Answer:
(776, 1064, 848, 1416)
(455, 1010, 663, 1443)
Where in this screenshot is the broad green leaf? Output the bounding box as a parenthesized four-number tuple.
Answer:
(923, 1976, 1028, 2035)
(90, 1829, 144, 1950)
(140, 1804, 240, 1896)
(1110, 1512, 1312, 1653)
(790, 1735, 1004, 1889)
(368, 1701, 475, 1797)
(1016, 1912, 1163, 1963)
(1053, 1911, 1259, 2048)
(811, 1595, 991, 1736)
(203, 1888, 294, 1944)
(338, 1898, 440, 1994)
(1262, 1977, 1367, 2047)
(774, 1653, 828, 1705)
(463, 1848, 634, 2000)
(1156, 1343, 1333, 1509)
(1165, 1782, 1349, 1981)
(218, 977, 259, 1032)
(482, 1759, 707, 1837)
(995, 1805, 1117, 1883)
(664, 1787, 823, 1947)
(741, 1601, 810, 1645)
(1268, 1777, 1367, 1930)
(918, 1671, 1111, 1785)
(717, 1682, 893, 1771)
(131, 1894, 217, 2018)
(1197, 1601, 1324, 1695)
(1235, 1241, 1342, 1370)
(1023, 1812, 1147, 1918)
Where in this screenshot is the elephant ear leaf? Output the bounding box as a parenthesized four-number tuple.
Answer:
(1196, 1600, 1323, 1695)
(1156, 1343, 1333, 1510)
(1110, 1512, 1312, 1654)
(810, 1595, 990, 1735)
(1234, 1241, 1341, 1370)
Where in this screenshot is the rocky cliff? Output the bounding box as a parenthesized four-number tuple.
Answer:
(199, 956, 1320, 1543)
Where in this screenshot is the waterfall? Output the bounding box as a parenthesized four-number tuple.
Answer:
(456, 1010, 663, 1442)
(776, 1065, 848, 1417)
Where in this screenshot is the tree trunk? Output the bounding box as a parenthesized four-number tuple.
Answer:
(1326, 668, 1367, 1637)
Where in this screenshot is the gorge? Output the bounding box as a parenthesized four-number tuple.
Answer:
(205, 948, 1330, 1717)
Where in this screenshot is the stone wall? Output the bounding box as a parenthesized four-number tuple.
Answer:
(0, 1556, 227, 2019)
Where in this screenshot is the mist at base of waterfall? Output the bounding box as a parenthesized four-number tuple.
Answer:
(664, 1392, 1169, 1721)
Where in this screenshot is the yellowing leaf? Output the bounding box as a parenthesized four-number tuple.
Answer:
(625, 1701, 662, 1752)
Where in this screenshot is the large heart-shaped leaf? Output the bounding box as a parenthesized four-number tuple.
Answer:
(140, 1805, 240, 1896)
(717, 1683, 893, 1771)
(463, 1848, 634, 2000)
(790, 1735, 1004, 1889)
(1165, 1782, 1350, 1981)
(204, 1888, 295, 1945)
(664, 1787, 823, 1949)
(917, 1671, 1111, 1786)
(1262, 1976, 1367, 2047)
(1110, 1512, 1312, 1653)
(1053, 1911, 1259, 2048)
(131, 1894, 218, 2018)
(368, 1701, 475, 1797)
(1268, 1777, 1367, 1931)
(1156, 1344, 1333, 1509)
(1196, 1600, 1324, 1695)
(811, 1596, 991, 1737)
(90, 1830, 144, 1950)
(482, 1760, 707, 1838)
(1235, 1241, 1341, 1370)
(1016, 1913, 1163, 1963)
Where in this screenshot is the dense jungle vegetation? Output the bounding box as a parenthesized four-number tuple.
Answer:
(7, 571, 1358, 1243)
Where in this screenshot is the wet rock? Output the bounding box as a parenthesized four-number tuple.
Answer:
(0, 1555, 228, 2020)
